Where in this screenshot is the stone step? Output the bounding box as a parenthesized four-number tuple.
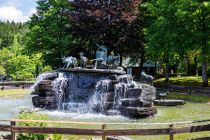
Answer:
(119, 106, 157, 118)
(120, 98, 152, 107)
(153, 99, 186, 106)
(125, 88, 142, 98)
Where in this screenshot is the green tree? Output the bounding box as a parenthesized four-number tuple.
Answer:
(0, 35, 51, 80)
(0, 21, 25, 49)
(146, 0, 180, 82)
(27, 0, 77, 68)
(145, 0, 210, 86)
(174, 0, 210, 86)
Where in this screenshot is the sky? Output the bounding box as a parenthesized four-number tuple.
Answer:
(0, 0, 37, 23)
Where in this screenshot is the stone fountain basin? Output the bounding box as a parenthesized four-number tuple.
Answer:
(58, 68, 126, 75)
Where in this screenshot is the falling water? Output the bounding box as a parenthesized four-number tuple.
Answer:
(51, 73, 68, 109)
(89, 80, 111, 112)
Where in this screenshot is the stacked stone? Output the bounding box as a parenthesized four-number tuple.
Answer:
(100, 75, 157, 118)
(118, 85, 157, 118)
(32, 70, 157, 118)
(32, 72, 58, 109)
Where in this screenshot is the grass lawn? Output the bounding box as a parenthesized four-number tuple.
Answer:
(154, 76, 210, 86)
(167, 92, 210, 103)
(0, 89, 32, 96)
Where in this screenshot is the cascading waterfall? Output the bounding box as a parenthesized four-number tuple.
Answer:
(50, 72, 140, 113)
(89, 80, 111, 112)
(51, 73, 68, 109)
(113, 83, 127, 109)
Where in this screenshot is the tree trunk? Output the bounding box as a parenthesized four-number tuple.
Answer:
(164, 51, 169, 84)
(154, 59, 157, 77)
(202, 49, 208, 87)
(138, 50, 145, 81)
(201, 12, 208, 87)
(194, 57, 198, 76)
(119, 52, 123, 66)
(165, 63, 169, 84)
(187, 59, 190, 76)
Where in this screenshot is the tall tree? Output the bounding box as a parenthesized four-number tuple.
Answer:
(66, 0, 143, 58)
(0, 21, 25, 49)
(146, 0, 180, 83)
(145, 0, 210, 86)
(176, 0, 210, 86)
(27, 0, 77, 68)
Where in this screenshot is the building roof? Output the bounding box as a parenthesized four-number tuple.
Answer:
(122, 58, 161, 68)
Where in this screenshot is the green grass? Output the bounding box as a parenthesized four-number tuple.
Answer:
(0, 89, 31, 96)
(167, 92, 210, 103)
(154, 76, 210, 86)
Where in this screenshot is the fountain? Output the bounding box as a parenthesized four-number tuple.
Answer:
(32, 46, 157, 118)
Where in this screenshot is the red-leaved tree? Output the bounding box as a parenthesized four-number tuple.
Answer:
(66, 0, 143, 55)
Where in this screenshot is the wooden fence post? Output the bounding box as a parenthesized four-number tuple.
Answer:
(188, 86, 191, 94)
(22, 82, 25, 89)
(11, 121, 16, 140)
(169, 124, 174, 140)
(1, 82, 4, 90)
(167, 84, 170, 92)
(102, 124, 106, 140)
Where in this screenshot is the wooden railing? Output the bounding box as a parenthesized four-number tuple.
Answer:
(154, 84, 210, 94)
(0, 81, 34, 90)
(0, 119, 210, 140)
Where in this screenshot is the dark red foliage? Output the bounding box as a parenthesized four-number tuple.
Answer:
(65, 0, 142, 48)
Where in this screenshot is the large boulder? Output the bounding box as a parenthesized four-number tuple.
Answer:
(138, 84, 156, 102)
(40, 72, 58, 80)
(32, 96, 57, 109)
(34, 80, 52, 92)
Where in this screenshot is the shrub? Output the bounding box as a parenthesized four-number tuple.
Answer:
(50, 134, 63, 140)
(17, 111, 49, 140)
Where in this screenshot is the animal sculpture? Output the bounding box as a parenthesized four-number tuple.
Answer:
(141, 71, 154, 85)
(62, 56, 77, 69)
(92, 45, 107, 69)
(106, 54, 120, 69)
(79, 52, 88, 68)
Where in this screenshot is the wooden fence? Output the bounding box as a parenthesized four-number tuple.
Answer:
(0, 119, 210, 140)
(154, 84, 210, 94)
(0, 81, 34, 90)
